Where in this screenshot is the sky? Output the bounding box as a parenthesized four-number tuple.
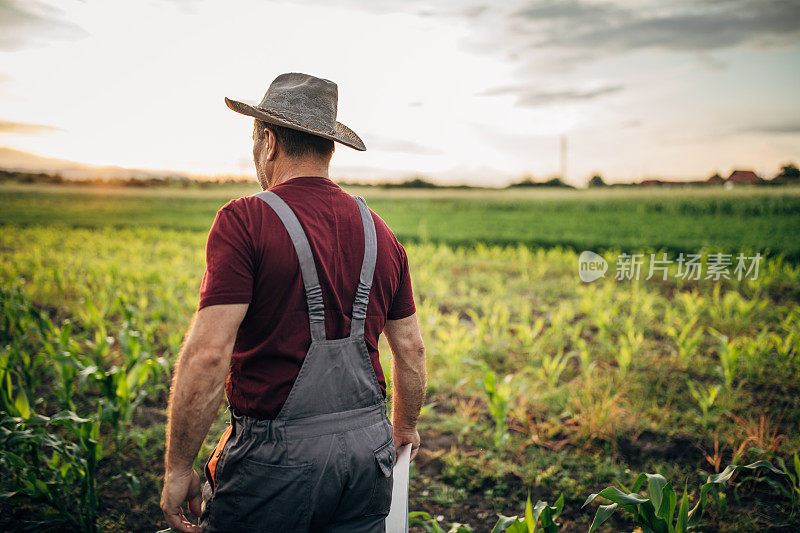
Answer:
(1, 0, 799, 186)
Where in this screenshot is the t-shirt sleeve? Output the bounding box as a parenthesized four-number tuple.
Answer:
(198, 206, 255, 310)
(387, 242, 416, 320)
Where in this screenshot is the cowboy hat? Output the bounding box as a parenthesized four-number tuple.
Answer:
(225, 72, 366, 151)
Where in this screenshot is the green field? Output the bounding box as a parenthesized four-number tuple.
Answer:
(2, 183, 800, 260)
(1, 183, 799, 532)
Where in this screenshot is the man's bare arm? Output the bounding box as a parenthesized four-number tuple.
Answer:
(161, 303, 247, 532)
(383, 313, 427, 461)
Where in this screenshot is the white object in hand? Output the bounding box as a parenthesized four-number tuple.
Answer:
(385, 443, 412, 533)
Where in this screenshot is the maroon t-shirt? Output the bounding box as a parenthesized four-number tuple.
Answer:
(198, 176, 416, 420)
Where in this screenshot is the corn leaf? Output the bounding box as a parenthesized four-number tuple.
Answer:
(491, 516, 520, 533)
(13, 390, 30, 418)
(675, 484, 689, 533)
(524, 494, 535, 533)
(689, 460, 786, 526)
(588, 503, 618, 533)
(657, 482, 677, 532)
(584, 486, 648, 508)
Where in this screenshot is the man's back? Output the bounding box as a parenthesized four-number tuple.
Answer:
(198, 176, 416, 419)
(161, 73, 425, 533)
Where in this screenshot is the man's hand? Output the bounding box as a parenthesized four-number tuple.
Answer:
(161, 468, 203, 533)
(393, 425, 421, 462)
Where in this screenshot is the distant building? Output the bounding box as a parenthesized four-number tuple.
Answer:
(727, 170, 762, 185)
(706, 173, 725, 185)
(640, 179, 663, 186)
(638, 178, 693, 187)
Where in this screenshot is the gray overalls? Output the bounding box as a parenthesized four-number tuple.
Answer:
(200, 191, 395, 532)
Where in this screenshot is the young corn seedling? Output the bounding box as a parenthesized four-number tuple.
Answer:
(708, 284, 767, 326)
(537, 349, 569, 389)
(674, 290, 705, 321)
(582, 460, 785, 532)
(409, 512, 473, 533)
(616, 342, 633, 379)
(665, 316, 704, 365)
(709, 329, 740, 390)
(687, 381, 719, 428)
(594, 306, 618, 349)
(574, 337, 595, 377)
(614, 319, 642, 379)
(480, 367, 512, 450)
(775, 453, 800, 506)
(492, 493, 564, 532)
(0, 409, 102, 532)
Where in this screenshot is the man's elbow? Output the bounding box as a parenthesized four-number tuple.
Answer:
(401, 338, 425, 362)
(181, 341, 232, 371)
(396, 339, 426, 378)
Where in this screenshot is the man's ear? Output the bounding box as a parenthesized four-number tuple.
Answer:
(265, 127, 278, 161)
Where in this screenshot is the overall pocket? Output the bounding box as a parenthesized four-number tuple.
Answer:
(231, 458, 313, 529)
(363, 437, 395, 516)
(204, 425, 233, 491)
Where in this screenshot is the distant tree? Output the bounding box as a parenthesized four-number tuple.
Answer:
(543, 177, 573, 188)
(507, 176, 540, 188)
(508, 176, 574, 189)
(588, 174, 607, 187)
(773, 163, 800, 184)
(396, 177, 438, 188)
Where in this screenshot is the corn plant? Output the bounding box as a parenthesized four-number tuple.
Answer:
(594, 306, 618, 349)
(537, 349, 569, 389)
(774, 453, 800, 506)
(674, 290, 705, 319)
(477, 366, 512, 450)
(516, 316, 546, 352)
(573, 337, 595, 377)
(583, 460, 785, 532)
(492, 493, 564, 532)
(687, 381, 719, 428)
(708, 329, 740, 390)
(409, 512, 473, 533)
(777, 313, 800, 362)
(1, 288, 53, 404)
(0, 409, 102, 532)
(614, 318, 643, 379)
(708, 284, 767, 325)
(665, 317, 704, 365)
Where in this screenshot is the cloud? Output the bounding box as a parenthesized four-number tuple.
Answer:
(0, 119, 63, 134)
(0, 0, 87, 51)
(509, 0, 800, 55)
(363, 134, 443, 155)
(478, 84, 624, 107)
(287, 1, 800, 65)
(746, 120, 800, 134)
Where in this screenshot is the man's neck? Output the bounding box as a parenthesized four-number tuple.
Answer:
(267, 159, 330, 189)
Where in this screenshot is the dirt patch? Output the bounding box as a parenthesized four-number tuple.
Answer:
(615, 429, 705, 468)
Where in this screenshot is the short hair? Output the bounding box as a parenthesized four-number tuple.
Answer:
(254, 119, 334, 159)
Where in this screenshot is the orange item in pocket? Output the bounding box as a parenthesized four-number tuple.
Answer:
(207, 425, 233, 489)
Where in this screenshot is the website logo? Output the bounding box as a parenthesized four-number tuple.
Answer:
(578, 251, 608, 282)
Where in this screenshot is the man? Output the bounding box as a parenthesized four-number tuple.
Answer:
(160, 73, 427, 532)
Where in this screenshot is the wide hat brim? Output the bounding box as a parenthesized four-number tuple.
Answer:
(225, 97, 366, 151)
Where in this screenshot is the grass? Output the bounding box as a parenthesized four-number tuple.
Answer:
(1, 183, 799, 532)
